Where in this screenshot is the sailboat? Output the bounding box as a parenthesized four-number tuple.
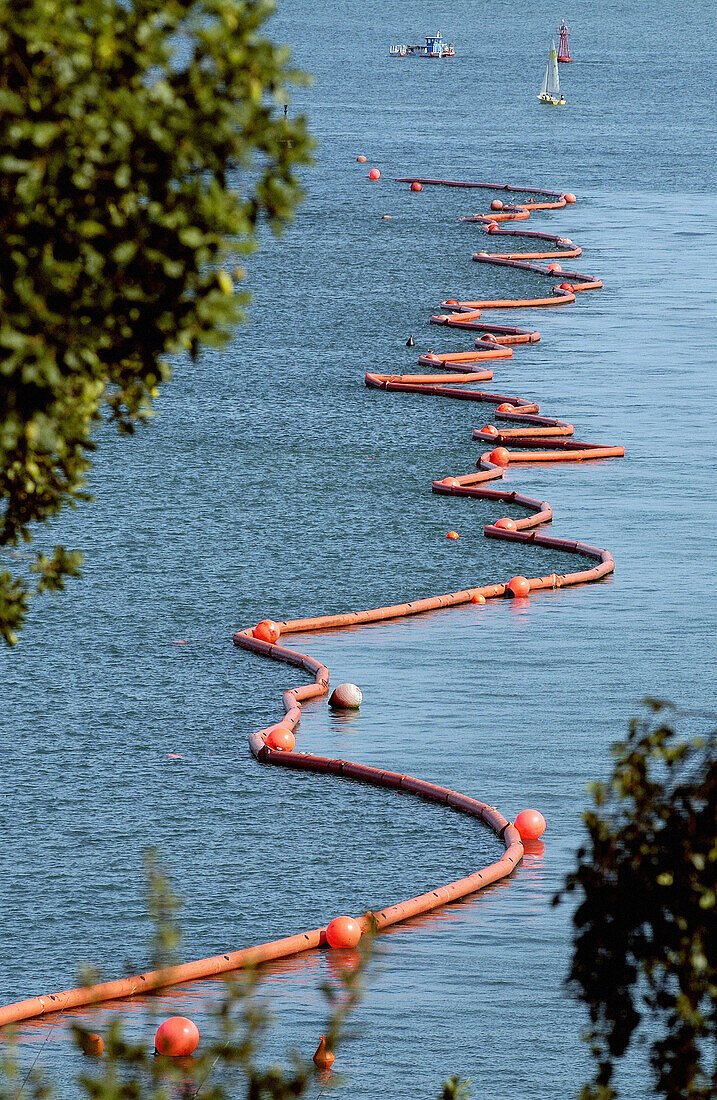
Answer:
(537, 39, 565, 105)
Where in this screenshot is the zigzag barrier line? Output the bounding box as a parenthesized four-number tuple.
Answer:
(0, 179, 624, 1029)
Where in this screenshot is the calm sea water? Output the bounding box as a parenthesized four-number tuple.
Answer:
(2, 1, 716, 1097)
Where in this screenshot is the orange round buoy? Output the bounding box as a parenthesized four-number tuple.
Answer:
(155, 1017, 200, 1057)
(356, 156, 367, 163)
(495, 402, 514, 413)
(514, 809, 546, 840)
(446, 530, 460, 540)
(490, 199, 503, 211)
(253, 619, 280, 644)
(560, 282, 575, 293)
(410, 181, 422, 192)
(547, 263, 562, 274)
(480, 332, 498, 343)
(471, 593, 486, 604)
(326, 916, 362, 948)
(266, 726, 296, 751)
(489, 447, 510, 467)
(507, 575, 531, 598)
(444, 299, 459, 306)
(441, 477, 461, 487)
(487, 222, 501, 233)
(368, 168, 381, 180)
(564, 192, 576, 204)
(481, 425, 499, 437)
(313, 1035, 335, 1071)
(494, 518, 517, 531)
(79, 1032, 104, 1057)
(329, 683, 362, 709)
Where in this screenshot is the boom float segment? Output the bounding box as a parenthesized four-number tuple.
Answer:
(0, 180, 622, 1030)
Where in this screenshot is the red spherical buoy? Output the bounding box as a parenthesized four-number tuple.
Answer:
(441, 477, 461, 487)
(444, 299, 459, 306)
(507, 575, 531, 598)
(410, 181, 422, 192)
(559, 282, 575, 293)
(368, 168, 381, 180)
(253, 619, 280, 644)
(494, 518, 517, 531)
(489, 447, 510, 467)
(155, 1017, 200, 1057)
(547, 263, 563, 274)
(514, 808, 546, 840)
(480, 332, 498, 344)
(490, 199, 503, 211)
(446, 530, 460, 540)
(326, 916, 362, 949)
(329, 683, 362, 709)
(564, 193, 576, 204)
(79, 1032, 104, 1057)
(487, 222, 501, 233)
(495, 402, 514, 413)
(471, 593, 486, 604)
(481, 424, 499, 437)
(266, 726, 296, 751)
(313, 1035, 335, 1071)
(356, 156, 367, 163)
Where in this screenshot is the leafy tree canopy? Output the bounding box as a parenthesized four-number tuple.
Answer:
(557, 701, 716, 1099)
(0, 0, 312, 643)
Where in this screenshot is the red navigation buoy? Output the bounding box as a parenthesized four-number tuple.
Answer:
(368, 168, 381, 180)
(514, 809, 546, 840)
(155, 1017, 200, 1057)
(494, 518, 517, 531)
(326, 916, 362, 948)
(507, 576, 531, 598)
(557, 22, 572, 62)
(410, 181, 422, 192)
(253, 619, 280, 643)
(266, 726, 295, 751)
(489, 447, 510, 467)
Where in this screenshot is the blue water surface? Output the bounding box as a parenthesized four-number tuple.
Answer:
(1, 1, 716, 1097)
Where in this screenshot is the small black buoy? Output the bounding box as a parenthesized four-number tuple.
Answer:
(405, 335, 414, 347)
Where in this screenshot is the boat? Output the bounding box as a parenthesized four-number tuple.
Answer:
(537, 39, 565, 105)
(389, 32, 455, 59)
(557, 21, 572, 63)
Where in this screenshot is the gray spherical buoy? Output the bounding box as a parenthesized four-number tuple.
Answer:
(329, 683, 362, 709)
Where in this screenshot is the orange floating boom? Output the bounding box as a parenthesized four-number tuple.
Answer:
(0, 179, 623, 1032)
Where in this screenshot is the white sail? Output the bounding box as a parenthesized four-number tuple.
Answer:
(537, 38, 560, 100)
(546, 39, 560, 96)
(538, 62, 548, 98)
